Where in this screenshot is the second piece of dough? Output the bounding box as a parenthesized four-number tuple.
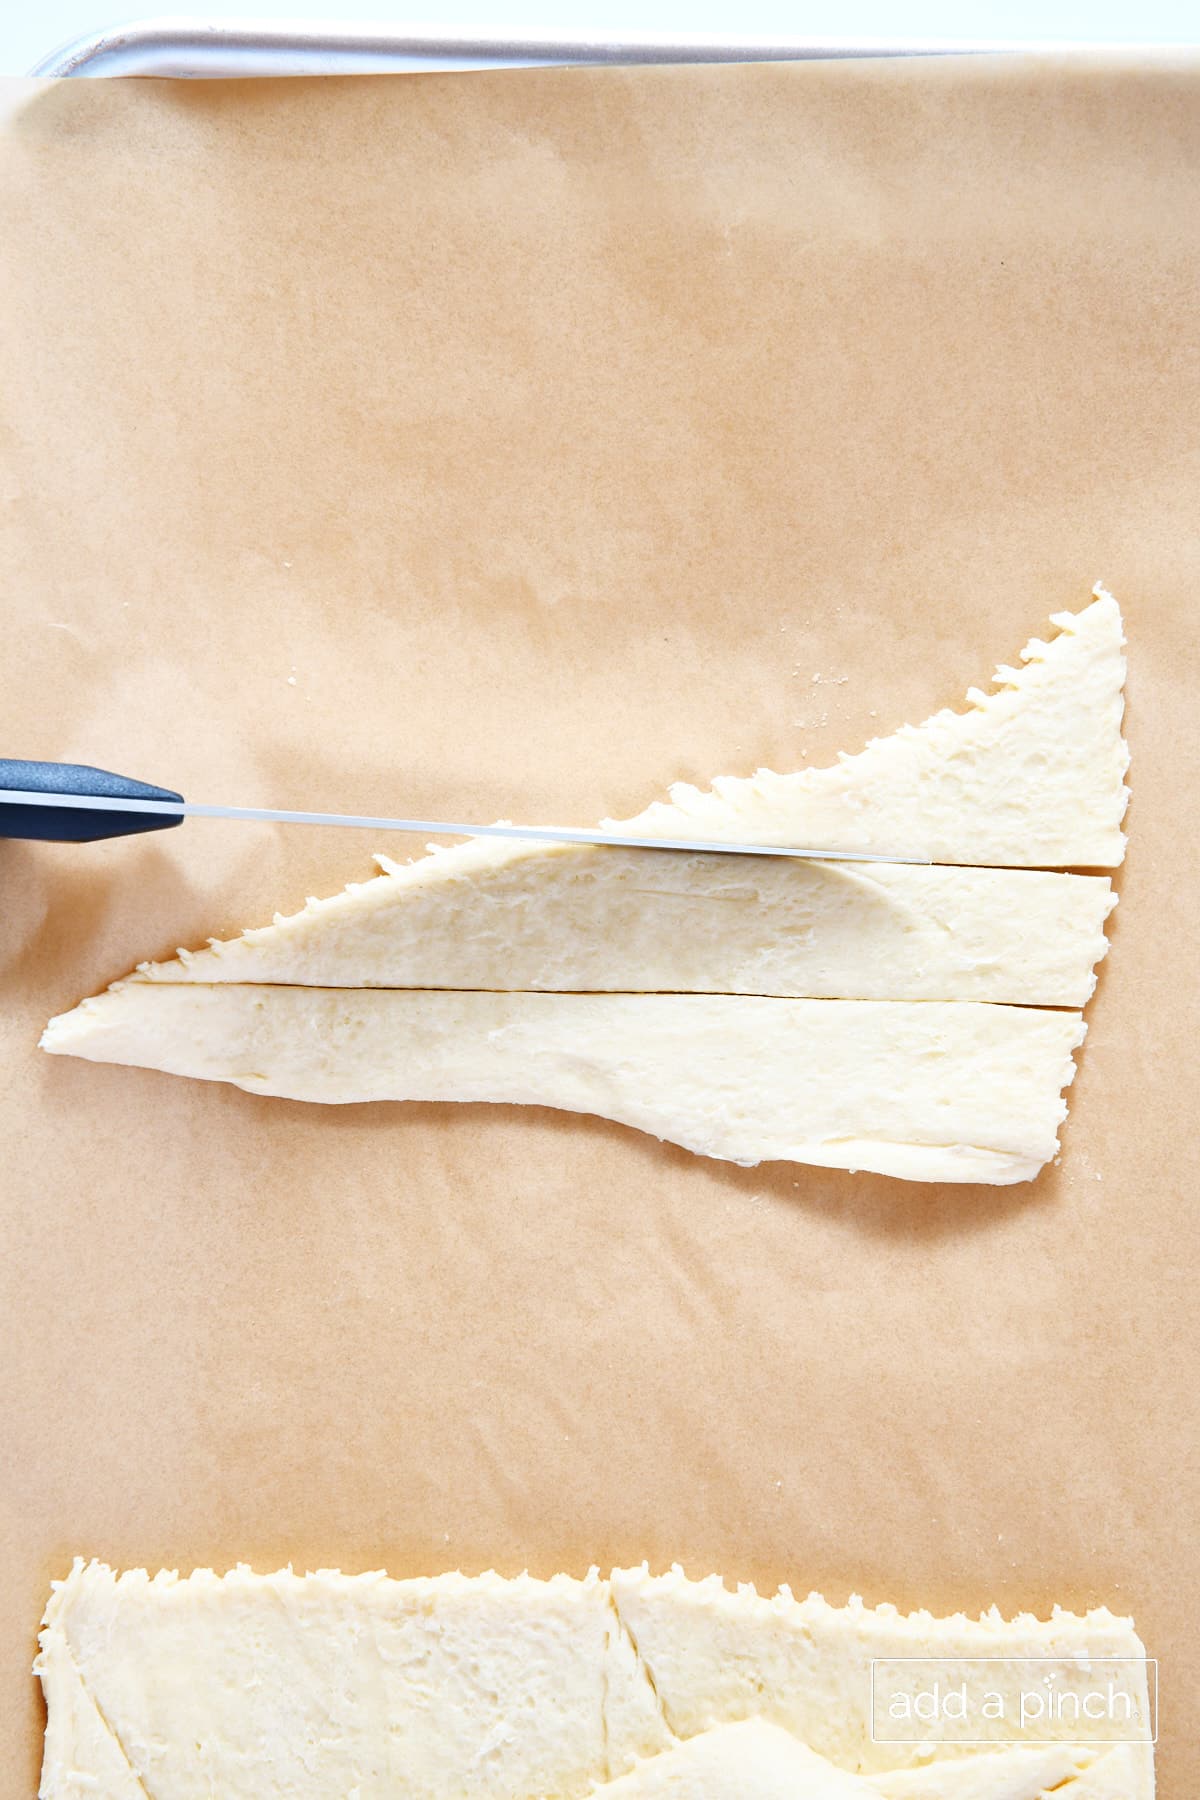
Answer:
(130, 855, 1116, 1008)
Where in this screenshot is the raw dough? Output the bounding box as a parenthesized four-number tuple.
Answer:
(129, 854, 1116, 1007)
(1054, 1745, 1150, 1798)
(41, 593, 1127, 1179)
(590, 1731, 1125, 1799)
(36, 1565, 666, 1800)
(128, 595, 1126, 998)
(37, 1563, 1154, 1800)
(585, 1720, 872, 1796)
(607, 589, 1128, 866)
(866, 1746, 1124, 1798)
(41, 988, 1086, 1183)
(608, 1566, 1153, 1782)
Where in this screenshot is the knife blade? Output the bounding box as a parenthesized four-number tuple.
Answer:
(0, 760, 926, 862)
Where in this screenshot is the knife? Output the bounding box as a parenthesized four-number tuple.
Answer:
(0, 759, 922, 863)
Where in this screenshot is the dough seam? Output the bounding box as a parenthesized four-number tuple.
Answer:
(51, 1634, 157, 1800)
(607, 1588, 679, 1745)
(108, 980, 1100, 1015)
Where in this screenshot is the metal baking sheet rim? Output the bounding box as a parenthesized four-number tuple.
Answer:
(30, 18, 1109, 80)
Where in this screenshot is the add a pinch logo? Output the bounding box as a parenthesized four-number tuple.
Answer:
(869, 1657, 1157, 1745)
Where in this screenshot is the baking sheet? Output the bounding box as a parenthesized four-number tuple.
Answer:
(1, 54, 1197, 1794)
(30, 22, 960, 80)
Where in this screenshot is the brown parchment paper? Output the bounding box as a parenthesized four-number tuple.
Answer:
(1, 54, 1197, 1795)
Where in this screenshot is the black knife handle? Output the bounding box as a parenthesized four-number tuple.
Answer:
(0, 760, 184, 843)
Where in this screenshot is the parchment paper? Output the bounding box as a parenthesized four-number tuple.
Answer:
(1, 54, 1197, 1794)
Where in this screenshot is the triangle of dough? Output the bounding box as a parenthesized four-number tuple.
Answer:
(42, 592, 1125, 1181)
(609, 589, 1127, 866)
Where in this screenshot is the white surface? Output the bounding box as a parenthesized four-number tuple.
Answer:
(11, 2, 1200, 78)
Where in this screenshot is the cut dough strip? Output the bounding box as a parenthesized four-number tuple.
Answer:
(130, 853, 1116, 1008)
(608, 589, 1128, 867)
(37, 1562, 1154, 1800)
(42, 987, 1086, 1183)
